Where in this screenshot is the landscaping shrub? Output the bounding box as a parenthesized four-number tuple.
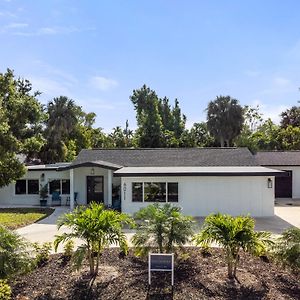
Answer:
(33, 242, 52, 267)
(132, 203, 195, 256)
(193, 213, 273, 280)
(273, 227, 300, 273)
(0, 280, 11, 300)
(63, 240, 75, 259)
(54, 202, 133, 276)
(0, 225, 32, 279)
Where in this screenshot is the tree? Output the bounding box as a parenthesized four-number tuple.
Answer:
(206, 96, 244, 147)
(130, 85, 163, 147)
(0, 69, 45, 187)
(189, 122, 214, 147)
(54, 203, 133, 276)
(193, 213, 272, 280)
(132, 203, 195, 256)
(0, 225, 32, 279)
(280, 106, 300, 128)
(273, 227, 300, 273)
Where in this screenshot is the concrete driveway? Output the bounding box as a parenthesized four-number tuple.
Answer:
(15, 201, 300, 252)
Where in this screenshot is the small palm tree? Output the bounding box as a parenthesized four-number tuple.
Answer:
(273, 227, 300, 273)
(193, 213, 273, 280)
(132, 203, 195, 256)
(54, 203, 133, 276)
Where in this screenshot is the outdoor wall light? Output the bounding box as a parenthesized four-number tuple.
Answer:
(40, 173, 45, 182)
(91, 168, 95, 175)
(267, 178, 272, 188)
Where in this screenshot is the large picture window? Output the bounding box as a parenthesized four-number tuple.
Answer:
(49, 179, 70, 195)
(15, 179, 39, 195)
(131, 182, 178, 203)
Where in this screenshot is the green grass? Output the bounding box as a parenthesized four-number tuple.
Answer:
(0, 208, 54, 230)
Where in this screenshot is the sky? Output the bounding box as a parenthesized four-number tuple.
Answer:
(1, 0, 300, 132)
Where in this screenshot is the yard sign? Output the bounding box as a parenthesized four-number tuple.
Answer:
(148, 253, 174, 286)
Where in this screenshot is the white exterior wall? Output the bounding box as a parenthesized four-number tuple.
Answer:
(269, 166, 300, 199)
(121, 176, 275, 217)
(0, 169, 70, 206)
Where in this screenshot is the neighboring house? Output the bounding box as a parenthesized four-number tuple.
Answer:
(0, 148, 282, 216)
(256, 151, 300, 199)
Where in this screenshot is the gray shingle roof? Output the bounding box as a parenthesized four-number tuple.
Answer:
(256, 151, 300, 166)
(68, 148, 257, 168)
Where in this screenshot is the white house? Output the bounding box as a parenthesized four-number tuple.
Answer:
(0, 148, 283, 217)
(256, 151, 300, 199)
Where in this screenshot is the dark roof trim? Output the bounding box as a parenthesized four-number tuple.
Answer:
(27, 168, 59, 171)
(114, 171, 283, 177)
(58, 161, 122, 171)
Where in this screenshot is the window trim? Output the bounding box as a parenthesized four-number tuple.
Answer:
(15, 179, 39, 196)
(131, 181, 178, 203)
(48, 179, 71, 195)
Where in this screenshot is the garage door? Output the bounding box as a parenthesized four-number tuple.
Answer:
(275, 170, 292, 198)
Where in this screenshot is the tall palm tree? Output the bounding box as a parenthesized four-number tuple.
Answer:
(193, 213, 273, 280)
(47, 96, 79, 142)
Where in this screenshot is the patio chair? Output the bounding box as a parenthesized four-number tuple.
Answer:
(66, 192, 78, 207)
(51, 191, 62, 206)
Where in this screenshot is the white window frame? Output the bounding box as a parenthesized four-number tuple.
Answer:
(15, 179, 39, 196)
(132, 182, 178, 203)
(48, 179, 70, 195)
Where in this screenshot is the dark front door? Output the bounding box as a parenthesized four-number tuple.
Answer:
(87, 176, 104, 204)
(275, 170, 292, 198)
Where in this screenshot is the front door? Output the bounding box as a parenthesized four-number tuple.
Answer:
(87, 176, 104, 204)
(275, 170, 293, 198)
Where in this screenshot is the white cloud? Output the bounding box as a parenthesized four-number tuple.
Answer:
(89, 76, 118, 91)
(9, 26, 86, 36)
(249, 99, 287, 124)
(28, 76, 72, 100)
(273, 76, 291, 87)
(4, 22, 28, 29)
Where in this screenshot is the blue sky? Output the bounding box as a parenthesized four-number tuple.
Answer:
(1, 0, 300, 131)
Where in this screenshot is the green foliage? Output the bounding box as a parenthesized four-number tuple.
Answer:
(207, 95, 244, 147)
(0, 68, 47, 187)
(63, 240, 75, 259)
(132, 203, 195, 256)
(32, 242, 52, 267)
(273, 227, 300, 273)
(280, 106, 300, 128)
(0, 280, 11, 300)
(193, 213, 273, 280)
(54, 203, 133, 276)
(0, 225, 32, 279)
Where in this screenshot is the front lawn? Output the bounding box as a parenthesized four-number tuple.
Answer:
(0, 207, 54, 229)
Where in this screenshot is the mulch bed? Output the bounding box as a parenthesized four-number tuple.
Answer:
(11, 248, 300, 300)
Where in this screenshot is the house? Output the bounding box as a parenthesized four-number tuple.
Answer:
(256, 151, 300, 199)
(0, 148, 283, 217)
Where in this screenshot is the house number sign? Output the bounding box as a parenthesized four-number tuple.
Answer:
(148, 253, 174, 286)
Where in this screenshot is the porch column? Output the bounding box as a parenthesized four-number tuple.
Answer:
(70, 169, 74, 210)
(107, 169, 112, 206)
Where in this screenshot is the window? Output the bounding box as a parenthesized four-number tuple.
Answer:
(28, 180, 39, 194)
(49, 180, 60, 194)
(144, 183, 166, 202)
(49, 179, 70, 195)
(167, 183, 178, 202)
(132, 182, 178, 203)
(62, 179, 70, 194)
(132, 182, 143, 202)
(15, 180, 26, 194)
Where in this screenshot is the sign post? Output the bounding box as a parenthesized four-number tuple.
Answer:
(148, 253, 174, 286)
